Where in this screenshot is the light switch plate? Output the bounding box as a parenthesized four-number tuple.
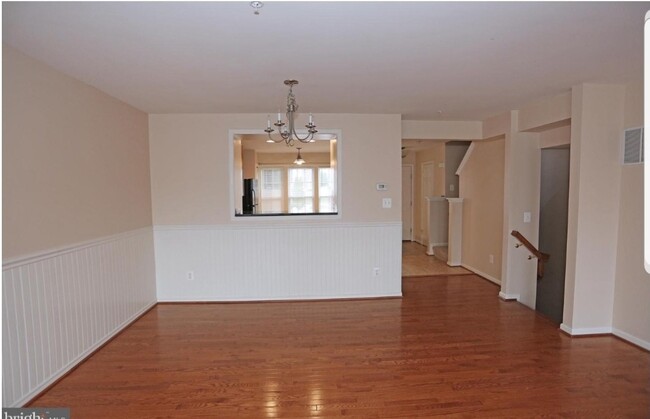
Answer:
(524, 212, 532, 223)
(376, 183, 388, 191)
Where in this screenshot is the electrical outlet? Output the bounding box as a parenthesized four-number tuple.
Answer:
(524, 212, 532, 223)
(373, 267, 381, 276)
(382, 198, 392, 208)
(186, 271, 194, 281)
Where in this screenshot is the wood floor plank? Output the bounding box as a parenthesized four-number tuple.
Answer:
(402, 242, 471, 277)
(30, 276, 650, 418)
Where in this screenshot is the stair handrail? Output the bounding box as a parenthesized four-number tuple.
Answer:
(511, 230, 550, 279)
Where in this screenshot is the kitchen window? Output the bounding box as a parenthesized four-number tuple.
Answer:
(257, 166, 336, 214)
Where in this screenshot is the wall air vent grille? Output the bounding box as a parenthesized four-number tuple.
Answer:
(623, 127, 644, 165)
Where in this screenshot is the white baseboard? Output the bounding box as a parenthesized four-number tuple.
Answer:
(561, 324, 650, 351)
(560, 323, 613, 335)
(612, 328, 650, 351)
(158, 292, 402, 303)
(461, 263, 502, 285)
(499, 291, 520, 301)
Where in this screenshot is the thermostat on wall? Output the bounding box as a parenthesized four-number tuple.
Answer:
(376, 183, 388, 191)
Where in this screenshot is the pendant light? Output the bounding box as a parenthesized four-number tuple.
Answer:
(293, 147, 306, 165)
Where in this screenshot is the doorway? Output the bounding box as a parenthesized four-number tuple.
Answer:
(536, 147, 570, 324)
(402, 165, 414, 241)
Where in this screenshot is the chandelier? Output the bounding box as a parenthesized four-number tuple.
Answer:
(265, 80, 317, 146)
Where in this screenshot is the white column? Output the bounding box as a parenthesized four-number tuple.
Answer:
(447, 198, 463, 266)
(500, 111, 541, 307)
(562, 83, 625, 334)
(426, 196, 449, 255)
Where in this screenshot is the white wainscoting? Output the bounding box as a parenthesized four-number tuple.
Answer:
(2, 227, 157, 407)
(154, 222, 402, 302)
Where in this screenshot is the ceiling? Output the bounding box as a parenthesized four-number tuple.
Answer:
(3, 2, 647, 120)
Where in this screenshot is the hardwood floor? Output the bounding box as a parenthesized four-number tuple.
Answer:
(402, 241, 471, 277)
(30, 276, 649, 417)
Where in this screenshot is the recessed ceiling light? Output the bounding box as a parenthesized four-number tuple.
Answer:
(250, 1, 263, 15)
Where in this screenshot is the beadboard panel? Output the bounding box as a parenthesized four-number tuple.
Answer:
(154, 223, 402, 301)
(2, 227, 157, 407)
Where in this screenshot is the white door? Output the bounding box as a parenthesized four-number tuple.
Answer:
(402, 165, 413, 240)
(421, 162, 435, 243)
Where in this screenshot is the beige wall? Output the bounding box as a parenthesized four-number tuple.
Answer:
(482, 112, 511, 140)
(2, 46, 152, 259)
(402, 150, 416, 165)
(412, 144, 445, 243)
(242, 148, 257, 179)
(539, 123, 571, 149)
(149, 113, 401, 225)
(445, 143, 470, 197)
(518, 91, 571, 132)
(564, 84, 624, 331)
(612, 79, 650, 345)
(459, 138, 505, 281)
(402, 120, 482, 140)
(500, 125, 541, 306)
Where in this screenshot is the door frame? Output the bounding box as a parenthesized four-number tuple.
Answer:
(402, 164, 415, 241)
